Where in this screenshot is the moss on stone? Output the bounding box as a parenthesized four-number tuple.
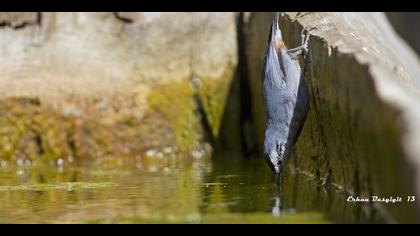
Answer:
(0, 95, 177, 166)
(146, 64, 236, 154)
(147, 81, 203, 154)
(197, 66, 235, 139)
(0, 67, 236, 167)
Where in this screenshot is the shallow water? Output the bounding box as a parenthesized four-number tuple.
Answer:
(0, 153, 382, 223)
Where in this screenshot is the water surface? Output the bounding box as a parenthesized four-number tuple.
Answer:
(0, 153, 381, 223)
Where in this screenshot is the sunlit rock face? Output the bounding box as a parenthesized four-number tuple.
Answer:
(243, 12, 420, 223)
(0, 12, 238, 165)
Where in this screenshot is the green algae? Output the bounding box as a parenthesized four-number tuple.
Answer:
(146, 64, 236, 154)
(0, 63, 235, 166)
(147, 81, 203, 153)
(0, 98, 73, 164)
(0, 95, 177, 167)
(197, 67, 235, 139)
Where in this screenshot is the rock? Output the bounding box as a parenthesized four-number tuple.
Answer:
(0, 13, 237, 164)
(244, 12, 420, 223)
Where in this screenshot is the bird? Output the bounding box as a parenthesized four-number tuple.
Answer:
(262, 12, 313, 181)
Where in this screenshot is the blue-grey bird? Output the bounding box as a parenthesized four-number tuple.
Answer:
(262, 12, 312, 180)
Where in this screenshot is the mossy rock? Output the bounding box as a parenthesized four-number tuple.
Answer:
(0, 12, 239, 168)
(0, 66, 236, 168)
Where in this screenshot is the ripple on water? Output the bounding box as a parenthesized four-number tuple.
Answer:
(0, 154, 375, 223)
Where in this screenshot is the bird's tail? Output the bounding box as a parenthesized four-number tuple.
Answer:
(270, 12, 279, 39)
(270, 12, 285, 51)
(273, 12, 279, 27)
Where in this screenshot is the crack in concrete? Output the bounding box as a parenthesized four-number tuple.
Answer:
(113, 13, 134, 24)
(0, 12, 42, 30)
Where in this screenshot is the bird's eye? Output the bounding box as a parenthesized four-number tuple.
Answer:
(276, 142, 283, 153)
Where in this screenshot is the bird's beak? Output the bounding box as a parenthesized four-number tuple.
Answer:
(275, 170, 282, 186)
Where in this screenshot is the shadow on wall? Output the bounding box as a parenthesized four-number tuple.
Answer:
(213, 12, 258, 159)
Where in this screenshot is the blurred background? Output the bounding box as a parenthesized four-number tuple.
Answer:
(386, 12, 420, 54)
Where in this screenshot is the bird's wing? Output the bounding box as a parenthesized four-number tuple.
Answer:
(287, 80, 310, 145)
(263, 43, 296, 96)
(264, 75, 296, 126)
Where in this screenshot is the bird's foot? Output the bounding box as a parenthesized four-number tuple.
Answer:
(286, 27, 317, 60)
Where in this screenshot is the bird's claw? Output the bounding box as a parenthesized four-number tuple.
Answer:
(300, 27, 317, 62)
(300, 27, 317, 51)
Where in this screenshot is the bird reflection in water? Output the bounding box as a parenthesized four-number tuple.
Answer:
(271, 181, 296, 217)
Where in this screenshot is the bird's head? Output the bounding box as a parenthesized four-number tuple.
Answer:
(264, 132, 289, 176)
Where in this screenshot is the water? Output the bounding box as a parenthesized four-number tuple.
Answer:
(0, 153, 382, 223)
